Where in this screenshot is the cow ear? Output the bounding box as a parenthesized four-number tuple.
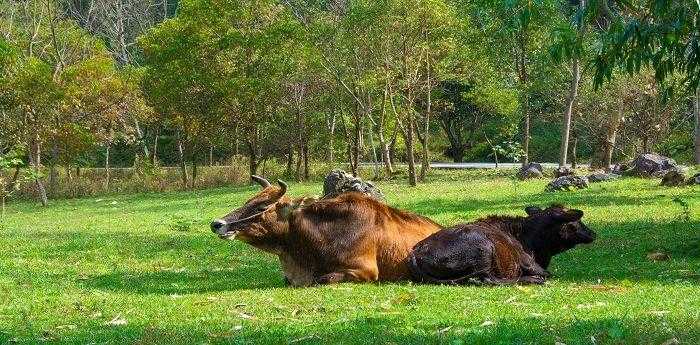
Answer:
(525, 206, 542, 216)
(556, 209, 583, 222)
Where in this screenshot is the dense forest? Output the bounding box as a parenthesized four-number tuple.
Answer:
(1, 0, 699, 205)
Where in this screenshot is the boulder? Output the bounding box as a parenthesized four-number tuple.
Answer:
(554, 166, 575, 178)
(628, 153, 679, 177)
(587, 171, 621, 183)
(611, 163, 629, 175)
(660, 169, 687, 187)
(688, 173, 700, 185)
(322, 169, 385, 201)
(545, 175, 589, 192)
(517, 163, 544, 180)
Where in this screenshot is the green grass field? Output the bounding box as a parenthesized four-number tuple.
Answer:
(1, 173, 699, 344)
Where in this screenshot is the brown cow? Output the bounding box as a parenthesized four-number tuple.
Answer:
(210, 176, 441, 286)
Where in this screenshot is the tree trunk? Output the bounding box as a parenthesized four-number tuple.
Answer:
(49, 142, 59, 196)
(191, 162, 197, 189)
(389, 125, 398, 167)
(134, 119, 149, 159)
(286, 142, 294, 176)
(327, 113, 337, 163)
(209, 146, 214, 166)
(28, 137, 47, 206)
(152, 127, 160, 166)
(176, 136, 188, 189)
(367, 117, 380, 179)
(378, 85, 393, 177)
(521, 95, 530, 167)
(694, 86, 700, 164)
(303, 141, 309, 181)
(104, 141, 111, 191)
(571, 135, 578, 169)
(559, 58, 581, 168)
(602, 100, 624, 171)
(405, 113, 417, 187)
(420, 51, 432, 182)
(351, 114, 362, 177)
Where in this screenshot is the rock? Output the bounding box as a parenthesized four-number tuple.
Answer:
(517, 163, 543, 180)
(587, 172, 621, 183)
(545, 175, 589, 192)
(611, 163, 629, 175)
(660, 169, 687, 187)
(553, 166, 575, 178)
(688, 173, 700, 185)
(322, 169, 385, 201)
(646, 251, 670, 262)
(628, 153, 679, 177)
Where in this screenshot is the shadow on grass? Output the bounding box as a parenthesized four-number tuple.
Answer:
(1, 315, 697, 344)
(80, 267, 284, 294)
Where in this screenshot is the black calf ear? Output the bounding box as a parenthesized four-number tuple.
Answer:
(557, 209, 584, 222)
(525, 206, 542, 216)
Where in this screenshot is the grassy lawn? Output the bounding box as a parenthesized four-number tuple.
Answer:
(1, 172, 698, 344)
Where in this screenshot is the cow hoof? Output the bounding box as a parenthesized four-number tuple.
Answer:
(519, 276, 546, 285)
(315, 272, 344, 284)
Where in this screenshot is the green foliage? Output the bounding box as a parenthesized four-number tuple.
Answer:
(593, 0, 700, 91)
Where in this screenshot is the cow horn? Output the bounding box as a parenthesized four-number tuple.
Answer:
(277, 179, 288, 197)
(251, 175, 271, 188)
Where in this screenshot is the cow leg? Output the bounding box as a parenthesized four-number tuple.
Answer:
(315, 267, 379, 285)
(519, 253, 548, 278)
(516, 275, 546, 285)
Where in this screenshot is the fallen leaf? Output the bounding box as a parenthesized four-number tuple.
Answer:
(237, 312, 254, 319)
(437, 326, 452, 335)
(647, 251, 670, 262)
(105, 315, 127, 326)
(661, 338, 679, 345)
(480, 320, 494, 327)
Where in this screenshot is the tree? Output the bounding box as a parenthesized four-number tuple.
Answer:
(593, 0, 700, 163)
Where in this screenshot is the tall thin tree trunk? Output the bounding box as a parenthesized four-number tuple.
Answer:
(176, 136, 188, 189)
(327, 113, 336, 163)
(351, 114, 362, 177)
(49, 142, 59, 195)
(571, 134, 578, 169)
(694, 86, 700, 164)
(303, 142, 309, 181)
(521, 95, 530, 167)
(406, 112, 417, 187)
(104, 141, 111, 191)
(378, 82, 393, 176)
(152, 127, 160, 166)
(28, 136, 47, 206)
(191, 162, 197, 189)
(559, 58, 581, 168)
(367, 117, 380, 179)
(134, 119, 149, 159)
(420, 51, 432, 182)
(603, 100, 624, 170)
(286, 142, 294, 176)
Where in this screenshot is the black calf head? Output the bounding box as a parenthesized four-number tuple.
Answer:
(524, 205, 596, 248)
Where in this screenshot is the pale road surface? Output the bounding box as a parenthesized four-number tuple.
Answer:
(361, 162, 587, 169)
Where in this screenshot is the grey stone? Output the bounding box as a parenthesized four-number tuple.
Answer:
(517, 163, 544, 180)
(688, 173, 700, 185)
(554, 166, 575, 178)
(322, 169, 385, 201)
(587, 172, 621, 183)
(660, 169, 687, 187)
(628, 153, 679, 177)
(546, 175, 589, 192)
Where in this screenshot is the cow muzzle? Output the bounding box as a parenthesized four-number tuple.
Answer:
(211, 219, 236, 239)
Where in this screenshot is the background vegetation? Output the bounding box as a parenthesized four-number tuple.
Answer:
(1, 174, 698, 344)
(1, 0, 699, 206)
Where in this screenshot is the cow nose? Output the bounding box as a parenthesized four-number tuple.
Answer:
(210, 220, 226, 233)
